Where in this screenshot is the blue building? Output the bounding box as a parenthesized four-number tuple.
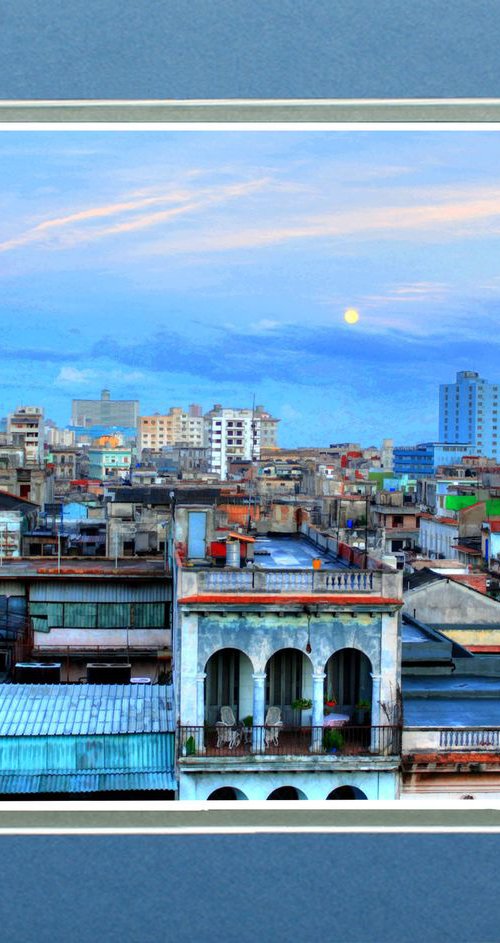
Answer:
(393, 442, 476, 477)
(439, 370, 500, 461)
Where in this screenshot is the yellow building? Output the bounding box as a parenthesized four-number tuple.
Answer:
(138, 407, 204, 454)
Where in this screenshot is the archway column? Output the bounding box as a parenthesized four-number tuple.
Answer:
(195, 672, 207, 752)
(310, 671, 326, 753)
(252, 671, 266, 752)
(370, 673, 382, 753)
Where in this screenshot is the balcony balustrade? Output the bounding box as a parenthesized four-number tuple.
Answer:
(178, 724, 401, 758)
(404, 727, 500, 753)
(195, 568, 378, 594)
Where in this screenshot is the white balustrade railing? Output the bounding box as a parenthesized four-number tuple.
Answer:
(403, 727, 500, 753)
(196, 568, 378, 593)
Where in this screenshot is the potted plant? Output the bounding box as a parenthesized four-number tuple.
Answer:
(323, 728, 344, 754)
(291, 697, 312, 726)
(183, 735, 196, 756)
(324, 696, 337, 714)
(240, 714, 253, 743)
(355, 699, 371, 725)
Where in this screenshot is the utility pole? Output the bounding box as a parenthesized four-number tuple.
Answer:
(56, 522, 61, 574)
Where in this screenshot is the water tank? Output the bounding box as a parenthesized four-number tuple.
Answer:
(226, 539, 240, 567)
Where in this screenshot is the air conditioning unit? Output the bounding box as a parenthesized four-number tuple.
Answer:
(15, 662, 61, 683)
(86, 663, 132, 683)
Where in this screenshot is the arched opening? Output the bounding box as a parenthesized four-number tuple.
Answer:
(324, 648, 372, 720)
(265, 648, 312, 726)
(267, 786, 307, 800)
(327, 786, 367, 800)
(207, 787, 248, 801)
(204, 648, 253, 725)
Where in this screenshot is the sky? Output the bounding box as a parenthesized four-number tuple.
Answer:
(1, 128, 500, 447)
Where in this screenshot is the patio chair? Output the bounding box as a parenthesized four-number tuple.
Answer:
(264, 706, 283, 748)
(215, 706, 241, 749)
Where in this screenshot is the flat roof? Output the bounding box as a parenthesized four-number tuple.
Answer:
(253, 536, 352, 570)
(0, 558, 169, 578)
(404, 676, 500, 726)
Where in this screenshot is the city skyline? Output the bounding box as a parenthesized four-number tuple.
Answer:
(2, 130, 500, 445)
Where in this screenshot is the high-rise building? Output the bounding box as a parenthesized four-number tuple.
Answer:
(204, 404, 279, 477)
(71, 389, 139, 428)
(439, 370, 499, 460)
(7, 405, 44, 463)
(138, 407, 205, 454)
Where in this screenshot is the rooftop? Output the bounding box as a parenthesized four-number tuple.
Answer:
(0, 683, 174, 737)
(403, 676, 500, 727)
(0, 557, 169, 578)
(251, 535, 351, 570)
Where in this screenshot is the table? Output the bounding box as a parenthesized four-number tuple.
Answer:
(323, 712, 350, 727)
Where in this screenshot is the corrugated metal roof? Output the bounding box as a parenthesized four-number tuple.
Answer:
(29, 582, 170, 602)
(0, 684, 175, 737)
(0, 771, 175, 793)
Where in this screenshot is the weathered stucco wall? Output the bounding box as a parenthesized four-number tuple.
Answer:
(404, 580, 500, 625)
(196, 612, 383, 675)
(179, 768, 399, 800)
(177, 609, 402, 727)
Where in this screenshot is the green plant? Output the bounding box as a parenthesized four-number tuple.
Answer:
(291, 698, 312, 710)
(356, 699, 371, 710)
(185, 735, 196, 756)
(241, 715, 253, 728)
(323, 729, 345, 752)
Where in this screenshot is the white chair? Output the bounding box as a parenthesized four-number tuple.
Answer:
(215, 706, 241, 749)
(264, 706, 283, 748)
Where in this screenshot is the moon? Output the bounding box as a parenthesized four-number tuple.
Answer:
(344, 308, 360, 324)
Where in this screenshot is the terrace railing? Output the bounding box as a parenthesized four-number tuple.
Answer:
(178, 724, 401, 758)
(196, 568, 378, 594)
(403, 727, 500, 753)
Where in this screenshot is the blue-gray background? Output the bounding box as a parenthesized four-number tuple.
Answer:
(0, 834, 499, 942)
(1, 0, 500, 100)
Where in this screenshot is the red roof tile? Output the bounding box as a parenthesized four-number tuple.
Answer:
(450, 574, 489, 594)
(467, 645, 500, 653)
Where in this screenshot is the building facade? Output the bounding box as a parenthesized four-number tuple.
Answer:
(172, 508, 403, 801)
(138, 406, 204, 454)
(88, 446, 132, 481)
(72, 389, 139, 429)
(439, 370, 499, 460)
(393, 442, 476, 477)
(7, 406, 44, 463)
(204, 405, 279, 478)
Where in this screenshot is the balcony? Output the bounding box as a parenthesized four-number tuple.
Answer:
(404, 726, 500, 753)
(195, 568, 378, 593)
(178, 724, 401, 759)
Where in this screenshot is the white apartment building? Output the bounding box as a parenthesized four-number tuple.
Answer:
(204, 404, 278, 477)
(7, 406, 44, 463)
(138, 406, 204, 454)
(44, 426, 76, 447)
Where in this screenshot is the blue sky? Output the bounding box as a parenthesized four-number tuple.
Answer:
(1, 129, 500, 447)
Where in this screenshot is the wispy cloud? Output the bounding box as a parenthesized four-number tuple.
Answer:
(0, 178, 273, 253)
(141, 185, 500, 256)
